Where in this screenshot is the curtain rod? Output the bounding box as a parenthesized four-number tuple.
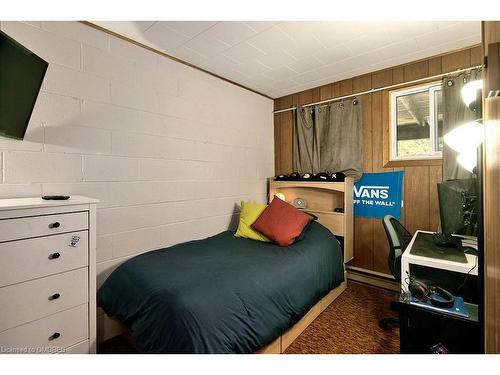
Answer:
(273, 65, 483, 114)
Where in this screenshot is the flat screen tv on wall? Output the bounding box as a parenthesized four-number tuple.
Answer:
(0, 30, 48, 140)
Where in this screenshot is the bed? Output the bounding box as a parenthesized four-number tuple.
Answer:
(97, 220, 345, 354)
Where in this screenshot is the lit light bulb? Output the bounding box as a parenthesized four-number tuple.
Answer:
(457, 149, 477, 173)
(461, 79, 482, 107)
(443, 121, 483, 152)
(275, 192, 286, 201)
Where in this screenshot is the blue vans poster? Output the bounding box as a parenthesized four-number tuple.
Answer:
(353, 171, 404, 220)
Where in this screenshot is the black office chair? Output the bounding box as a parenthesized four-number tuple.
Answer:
(379, 215, 413, 330)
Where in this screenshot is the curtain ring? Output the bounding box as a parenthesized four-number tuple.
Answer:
(353, 97, 358, 106)
(446, 79, 454, 87)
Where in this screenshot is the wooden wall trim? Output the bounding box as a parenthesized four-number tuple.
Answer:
(482, 20, 500, 354)
(384, 159, 443, 168)
(484, 97, 500, 353)
(80, 21, 273, 101)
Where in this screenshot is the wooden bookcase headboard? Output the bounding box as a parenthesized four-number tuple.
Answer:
(268, 178, 354, 263)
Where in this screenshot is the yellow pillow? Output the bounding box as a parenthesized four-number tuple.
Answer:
(234, 201, 270, 242)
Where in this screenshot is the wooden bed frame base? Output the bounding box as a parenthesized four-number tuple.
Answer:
(256, 276, 347, 354)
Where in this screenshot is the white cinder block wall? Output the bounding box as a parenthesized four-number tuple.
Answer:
(0, 21, 274, 338)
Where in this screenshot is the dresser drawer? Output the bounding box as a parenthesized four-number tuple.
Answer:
(0, 231, 88, 288)
(0, 268, 88, 332)
(0, 212, 88, 243)
(63, 339, 90, 354)
(0, 304, 88, 353)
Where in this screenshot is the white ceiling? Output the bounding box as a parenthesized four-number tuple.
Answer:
(93, 21, 481, 98)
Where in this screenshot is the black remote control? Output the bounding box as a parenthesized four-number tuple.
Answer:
(42, 195, 70, 200)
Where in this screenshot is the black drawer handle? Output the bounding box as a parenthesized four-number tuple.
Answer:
(48, 332, 60, 341)
(48, 293, 60, 301)
(48, 252, 60, 260)
(48, 222, 60, 229)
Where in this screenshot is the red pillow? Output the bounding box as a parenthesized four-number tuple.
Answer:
(251, 196, 313, 246)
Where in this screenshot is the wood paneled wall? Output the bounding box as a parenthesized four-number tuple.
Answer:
(274, 45, 482, 276)
(482, 21, 500, 354)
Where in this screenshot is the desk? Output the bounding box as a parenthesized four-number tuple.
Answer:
(401, 230, 478, 290)
(399, 230, 481, 353)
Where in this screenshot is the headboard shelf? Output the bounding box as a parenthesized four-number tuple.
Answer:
(303, 208, 344, 215)
(269, 178, 354, 263)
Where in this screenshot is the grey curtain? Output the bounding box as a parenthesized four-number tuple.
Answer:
(317, 101, 363, 180)
(442, 68, 482, 181)
(294, 100, 363, 180)
(294, 106, 320, 174)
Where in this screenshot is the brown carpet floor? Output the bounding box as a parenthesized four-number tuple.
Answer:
(98, 281, 400, 354)
(284, 281, 399, 354)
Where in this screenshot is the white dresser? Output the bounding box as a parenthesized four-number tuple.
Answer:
(0, 196, 98, 354)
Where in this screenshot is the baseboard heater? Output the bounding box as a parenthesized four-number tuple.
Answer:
(346, 265, 400, 292)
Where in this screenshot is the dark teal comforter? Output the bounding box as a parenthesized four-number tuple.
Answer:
(97, 221, 344, 353)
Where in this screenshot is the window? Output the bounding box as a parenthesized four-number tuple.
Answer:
(390, 82, 443, 160)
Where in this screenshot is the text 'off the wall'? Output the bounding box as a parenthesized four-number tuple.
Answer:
(353, 171, 404, 220)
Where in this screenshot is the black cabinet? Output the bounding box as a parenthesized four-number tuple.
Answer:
(399, 301, 481, 353)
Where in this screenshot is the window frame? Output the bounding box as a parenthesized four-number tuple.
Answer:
(389, 81, 443, 162)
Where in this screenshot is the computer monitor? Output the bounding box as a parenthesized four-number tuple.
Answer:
(437, 178, 478, 236)
(0, 30, 48, 140)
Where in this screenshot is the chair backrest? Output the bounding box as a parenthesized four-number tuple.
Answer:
(381, 215, 413, 282)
